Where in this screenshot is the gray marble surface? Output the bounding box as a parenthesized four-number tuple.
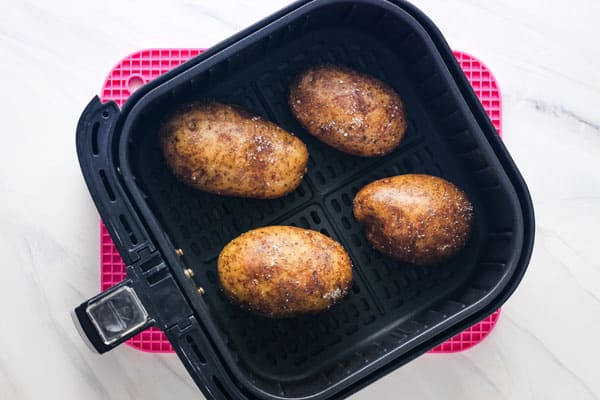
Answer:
(1, 0, 599, 398)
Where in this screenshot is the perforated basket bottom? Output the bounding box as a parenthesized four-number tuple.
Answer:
(99, 48, 502, 354)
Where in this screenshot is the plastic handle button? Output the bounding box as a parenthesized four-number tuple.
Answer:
(86, 286, 149, 345)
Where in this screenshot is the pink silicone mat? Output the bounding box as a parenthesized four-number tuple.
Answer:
(99, 49, 502, 354)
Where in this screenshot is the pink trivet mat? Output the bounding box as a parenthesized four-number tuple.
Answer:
(99, 49, 502, 353)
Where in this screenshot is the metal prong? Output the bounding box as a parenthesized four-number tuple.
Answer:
(175, 248, 184, 257)
(197, 287, 205, 295)
(184, 268, 194, 279)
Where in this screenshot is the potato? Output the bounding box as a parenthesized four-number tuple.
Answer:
(217, 226, 352, 318)
(353, 174, 473, 265)
(289, 65, 406, 157)
(160, 101, 308, 199)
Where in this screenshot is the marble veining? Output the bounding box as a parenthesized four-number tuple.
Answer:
(526, 99, 600, 133)
(1, 0, 599, 399)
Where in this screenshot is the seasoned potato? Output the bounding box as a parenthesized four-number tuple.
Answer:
(218, 226, 352, 318)
(353, 174, 473, 265)
(289, 65, 406, 157)
(160, 101, 308, 199)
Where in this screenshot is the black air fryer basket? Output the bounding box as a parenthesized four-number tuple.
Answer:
(73, 1, 534, 399)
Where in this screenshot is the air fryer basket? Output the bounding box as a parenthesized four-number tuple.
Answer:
(73, 1, 534, 399)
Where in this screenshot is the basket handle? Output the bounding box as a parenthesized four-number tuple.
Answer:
(74, 97, 161, 352)
(74, 97, 241, 398)
(73, 280, 153, 353)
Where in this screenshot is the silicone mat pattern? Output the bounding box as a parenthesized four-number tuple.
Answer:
(99, 49, 502, 353)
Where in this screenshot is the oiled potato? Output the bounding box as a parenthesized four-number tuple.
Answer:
(289, 65, 406, 157)
(353, 175, 473, 265)
(160, 101, 308, 199)
(218, 226, 352, 318)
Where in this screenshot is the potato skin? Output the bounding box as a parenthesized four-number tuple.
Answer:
(353, 175, 473, 265)
(160, 101, 308, 199)
(289, 65, 406, 157)
(218, 226, 353, 318)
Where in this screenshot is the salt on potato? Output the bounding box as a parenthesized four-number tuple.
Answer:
(160, 101, 308, 199)
(218, 226, 353, 318)
(353, 174, 473, 265)
(289, 65, 406, 157)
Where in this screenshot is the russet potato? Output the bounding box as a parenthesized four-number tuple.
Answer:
(160, 101, 308, 199)
(218, 226, 353, 318)
(353, 174, 473, 265)
(289, 65, 406, 157)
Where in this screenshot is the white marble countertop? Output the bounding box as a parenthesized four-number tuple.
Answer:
(1, 0, 599, 399)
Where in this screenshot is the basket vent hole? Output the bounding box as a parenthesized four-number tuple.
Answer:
(91, 122, 100, 155)
(331, 199, 342, 213)
(99, 170, 116, 202)
(310, 211, 321, 224)
(341, 216, 351, 230)
(127, 75, 145, 92)
(119, 214, 138, 245)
